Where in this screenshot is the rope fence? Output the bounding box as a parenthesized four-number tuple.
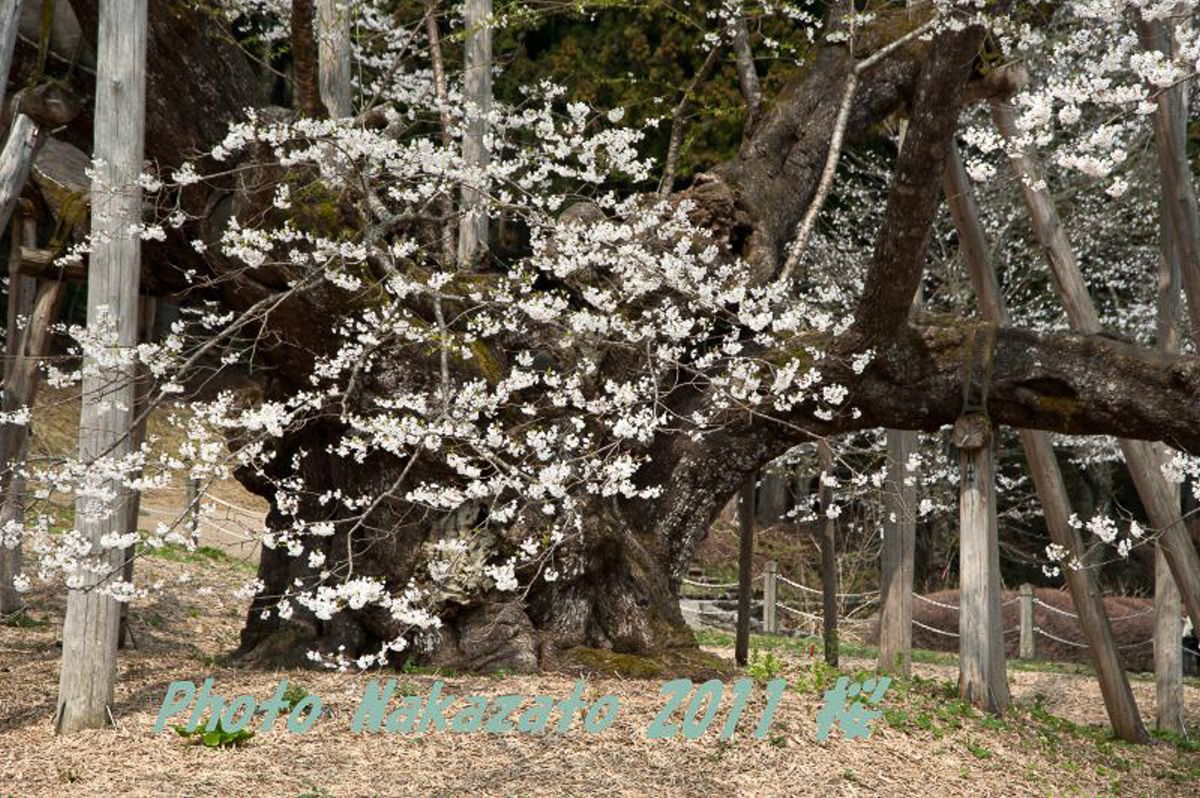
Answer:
(683, 566, 1184, 664)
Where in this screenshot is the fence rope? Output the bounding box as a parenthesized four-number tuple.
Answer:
(681, 578, 740, 590)
(776, 574, 879, 599)
(914, 594, 958, 610)
(913, 619, 959, 637)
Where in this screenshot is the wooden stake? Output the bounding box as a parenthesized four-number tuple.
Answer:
(735, 475, 755, 666)
(762, 559, 777, 634)
(1019, 583, 1035, 660)
(945, 140, 1147, 741)
(56, 0, 146, 734)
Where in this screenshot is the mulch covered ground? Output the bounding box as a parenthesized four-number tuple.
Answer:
(2, 553, 1199, 797)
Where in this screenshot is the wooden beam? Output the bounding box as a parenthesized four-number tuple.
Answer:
(56, 0, 147, 734)
(954, 414, 1009, 715)
(0, 0, 21, 115)
(992, 98, 1200, 648)
(16, 245, 86, 281)
(945, 141, 1147, 741)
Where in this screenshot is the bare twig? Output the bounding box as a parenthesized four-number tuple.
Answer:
(779, 18, 936, 281)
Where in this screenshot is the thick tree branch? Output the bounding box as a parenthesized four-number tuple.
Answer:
(848, 24, 983, 346)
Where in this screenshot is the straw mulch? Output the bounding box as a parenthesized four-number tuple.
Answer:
(2, 554, 1198, 797)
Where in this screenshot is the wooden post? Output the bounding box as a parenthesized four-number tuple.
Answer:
(945, 141, 1147, 741)
(818, 440, 838, 667)
(1155, 549, 1184, 732)
(457, 0, 491, 268)
(992, 100, 1200, 644)
(1150, 63, 1186, 731)
(56, 0, 146, 734)
(762, 559, 777, 634)
(735, 475, 755, 666)
(1140, 17, 1200, 337)
(1019, 583, 1035, 660)
(0, 0, 20, 115)
(0, 202, 37, 614)
(878, 429, 915, 675)
(954, 414, 1009, 714)
(317, 0, 353, 118)
(0, 113, 45, 236)
(187, 476, 201, 546)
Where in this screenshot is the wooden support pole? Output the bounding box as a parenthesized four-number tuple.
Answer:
(1140, 17, 1200, 338)
(316, 0, 353, 118)
(818, 440, 838, 667)
(954, 414, 1009, 715)
(0, 201, 37, 614)
(457, 0, 491, 268)
(118, 296, 157, 649)
(993, 98, 1200, 654)
(56, 0, 147, 734)
(0, 113, 44, 236)
(762, 559, 777, 634)
(0, 0, 20, 115)
(735, 475, 755, 666)
(945, 140, 1147, 741)
(1019, 583, 1035, 660)
(1150, 60, 1187, 731)
(187, 475, 201, 546)
(878, 429, 915, 675)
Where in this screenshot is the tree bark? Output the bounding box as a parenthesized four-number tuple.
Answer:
(55, 0, 145, 734)
(291, 0, 327, 118)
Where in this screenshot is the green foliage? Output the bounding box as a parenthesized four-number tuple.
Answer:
(281, 683, 310, 711)
(965, 739, 993, 759)
(1, 609, 49, 629)
(746, 648, 783, 682)
(174, 716, 255, 748)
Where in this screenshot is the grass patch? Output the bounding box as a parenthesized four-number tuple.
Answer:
(143, 542, 256, 572)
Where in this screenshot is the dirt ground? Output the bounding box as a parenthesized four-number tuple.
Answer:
(2, 549, 1199, 798)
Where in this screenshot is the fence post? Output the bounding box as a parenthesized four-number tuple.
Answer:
(763, 560, 777, 634)
(187, 477, 201, 546)
(1019, 583, 1035, 660)
(735, 475, 755, 666)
